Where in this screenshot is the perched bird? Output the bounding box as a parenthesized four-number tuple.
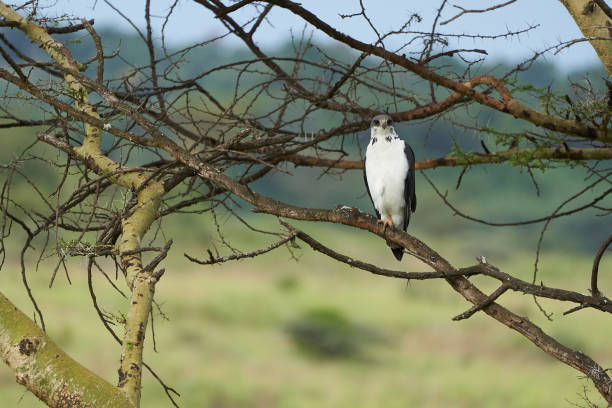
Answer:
(363, 114, 417, 261)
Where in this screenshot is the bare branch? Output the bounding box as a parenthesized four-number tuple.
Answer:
(452, 284, 510, 321)
(440, 1, 518, 25)
(185, 232, 297, 265)
(591, 234, 612, 297)
(281, 146, 612, 171)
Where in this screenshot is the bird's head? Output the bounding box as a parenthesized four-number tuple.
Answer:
(370, 114, 396, 138)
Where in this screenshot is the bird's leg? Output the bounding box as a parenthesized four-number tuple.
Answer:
(378, 215, 393, 232)
(384, 218, 393, 229)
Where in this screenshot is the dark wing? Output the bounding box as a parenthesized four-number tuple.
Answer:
(363, 155, 381, 220)
(402, 143, 417, 230)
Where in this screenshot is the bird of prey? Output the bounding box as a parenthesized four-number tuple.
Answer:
(363, 114, 416, 261)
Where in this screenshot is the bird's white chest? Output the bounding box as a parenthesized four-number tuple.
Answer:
(365, 137, 409, 225)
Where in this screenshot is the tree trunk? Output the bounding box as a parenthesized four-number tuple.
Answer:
(559, 0, 612, 75)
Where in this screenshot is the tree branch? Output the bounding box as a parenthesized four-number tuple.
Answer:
(247, 0, 611, 142)
(559, 0, 612, 75)
(452, 283, 510, 321)
(280, 146, 612, 171)
(591, 234, 612, 297)
(35, 132, 166, 407)
(185, 232, 297, 265)
(173, 155, 612, 402)
(0, 19, 95, 34)
(440, 1, 518, 25)
(279, 219, 478, 280)
(0, 5, 169, 405)
(0, 291, 134, 408)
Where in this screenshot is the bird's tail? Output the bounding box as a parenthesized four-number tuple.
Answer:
(389, 245, 404, 261)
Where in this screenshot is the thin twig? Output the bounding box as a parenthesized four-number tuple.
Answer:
(185, 232, 297, 265)
(591, 234, 612, 297)
(440, 0, 517, 25)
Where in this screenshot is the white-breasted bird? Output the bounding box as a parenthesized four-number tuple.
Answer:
(363, 114, 417, 261)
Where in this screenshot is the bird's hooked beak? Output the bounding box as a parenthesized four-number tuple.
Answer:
(380, 119, 388, 129)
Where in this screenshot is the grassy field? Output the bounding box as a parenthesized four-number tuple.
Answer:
(0, 219, 610, 408)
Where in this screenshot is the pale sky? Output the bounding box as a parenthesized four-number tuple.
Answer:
(42, 0, 601, 72)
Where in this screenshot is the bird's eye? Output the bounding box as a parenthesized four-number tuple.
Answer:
(387, 119, 393, 126)
(372, 119, 380, 126)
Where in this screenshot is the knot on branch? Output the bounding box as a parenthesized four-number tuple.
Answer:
(18, 336, 40, 356)
(583, 1, 596, 15)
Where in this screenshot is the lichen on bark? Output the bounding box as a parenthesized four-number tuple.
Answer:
(0, 292, 135, 408)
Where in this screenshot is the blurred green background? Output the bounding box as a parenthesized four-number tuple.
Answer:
(0, 26, 610, 408)
(1, 218, 610, 407)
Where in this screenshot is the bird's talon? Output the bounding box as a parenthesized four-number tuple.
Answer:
(378, 218, 393, 232)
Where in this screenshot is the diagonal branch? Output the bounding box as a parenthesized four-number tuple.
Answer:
(0, 291, 135, 408)
(279, 219, 477, 280)
(166, 152, 612, 403)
